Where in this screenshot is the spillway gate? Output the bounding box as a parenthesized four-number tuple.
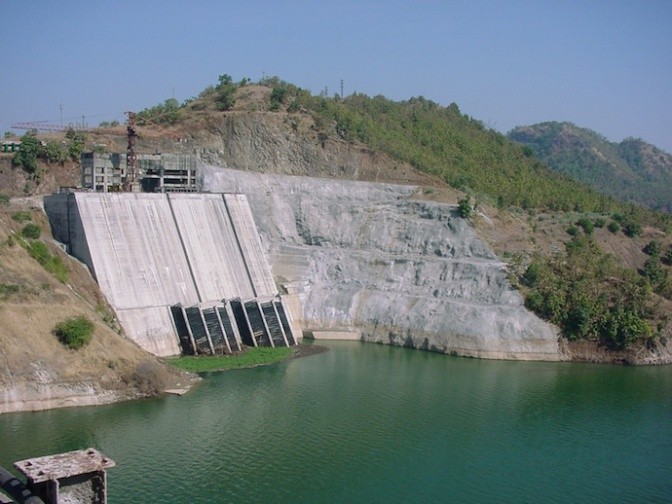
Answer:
(171, 297, 297, 355)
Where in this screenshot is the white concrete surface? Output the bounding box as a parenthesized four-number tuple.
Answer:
(168, 193, 255, 301)
(45, 191, 279, 357)
(223, 194, 277, 297)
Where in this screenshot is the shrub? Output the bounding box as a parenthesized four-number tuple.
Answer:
(594, 218, 606, 228)
(130, 360, 168, 396)
(270, 86, 288, 111)
(11, 211, 31, 222)
(665, 248, 672, 265)
(12, 133, 40, 174)
(623, 221, 642, 238)
(607, 221, 620, 233)
(457, 197, 472, 218)
(643, 240, 661, 257)
(642, 257, 665, 285)
(566, 225, 579, 236)
(21, 223, 41, 239)
(0, 194, 9, 205)
(576, 217, 594, 235)
(54, 315, 94, 350)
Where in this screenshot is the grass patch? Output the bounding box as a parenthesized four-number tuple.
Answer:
(11, 211, 32, 222)
(24, 240, 68, 283)
(0, 283, 21, 298)
(165, 346, 293, 373)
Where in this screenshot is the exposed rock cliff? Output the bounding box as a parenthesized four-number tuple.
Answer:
(203, 166, 560, 360)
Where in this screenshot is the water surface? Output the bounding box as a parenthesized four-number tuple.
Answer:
(2, 341, 671, 503)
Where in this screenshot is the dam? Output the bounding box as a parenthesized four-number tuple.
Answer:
(44, 191, 298, 357)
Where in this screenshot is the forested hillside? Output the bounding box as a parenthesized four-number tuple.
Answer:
(508, 122, 672, 212)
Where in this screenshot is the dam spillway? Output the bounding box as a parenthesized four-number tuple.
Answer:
(44, 192, 297, 357)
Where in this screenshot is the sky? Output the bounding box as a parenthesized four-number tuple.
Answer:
(1, 1, 671, 152)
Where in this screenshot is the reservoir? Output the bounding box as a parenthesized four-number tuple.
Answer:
(2, 341, 671, 503)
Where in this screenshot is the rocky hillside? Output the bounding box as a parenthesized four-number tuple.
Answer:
(508, 122, 672, 212)
(204, 167, 560, 361)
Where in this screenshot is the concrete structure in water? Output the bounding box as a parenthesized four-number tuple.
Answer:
(13, 448, 115, 504)
(44, 192, 298, 357)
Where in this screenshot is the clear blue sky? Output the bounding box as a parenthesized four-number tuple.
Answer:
(2, 1, 670, 152)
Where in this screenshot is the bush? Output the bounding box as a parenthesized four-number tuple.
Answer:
(0, 194, 9, 205)
(607, 221, 620, 233)
(54, 315, 94, 349)
(12, 211, 31, 222)
(594, 218, 606, 228)
(566, 225, 579, 236)
(643, 240, 661, 257)
(130, 360, 168, 396)
(576, 217, 594, 235)
(457, 197, 472, 218)
(623, 221, 642, 238)
(665, 248, 672, 265)
(642, 257, 665, 285)
(21, 223, 41, 239)
(270, 86, 289, 111)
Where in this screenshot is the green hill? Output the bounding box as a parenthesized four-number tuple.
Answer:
(508, 122, 672, 212)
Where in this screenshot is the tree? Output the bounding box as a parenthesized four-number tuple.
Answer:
(64, 127, 86, 159)
(12, 133, 40, 174)
(43, 140, 67, 164)
(216, 74, 237, 111)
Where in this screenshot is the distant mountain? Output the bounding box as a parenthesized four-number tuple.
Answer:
(508, 122, 672, 212)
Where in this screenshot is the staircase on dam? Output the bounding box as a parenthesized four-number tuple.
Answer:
(44, 191, 298, 357)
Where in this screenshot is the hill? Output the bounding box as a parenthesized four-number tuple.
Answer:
(2, 76, 672, 368)
(507, 121, 672, 212)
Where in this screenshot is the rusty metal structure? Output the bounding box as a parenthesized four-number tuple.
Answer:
(123, 111, 138, 192)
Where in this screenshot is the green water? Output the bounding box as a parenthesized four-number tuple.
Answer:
(2, 341, 671, 503)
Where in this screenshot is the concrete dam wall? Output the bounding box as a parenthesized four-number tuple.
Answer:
(44, 192, 289, 357)
(202, 166, 560, 361)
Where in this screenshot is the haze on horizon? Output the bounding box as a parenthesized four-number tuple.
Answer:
(1, 1, 670, 153)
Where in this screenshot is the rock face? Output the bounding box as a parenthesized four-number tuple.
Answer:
(203, 166, 560, 360)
